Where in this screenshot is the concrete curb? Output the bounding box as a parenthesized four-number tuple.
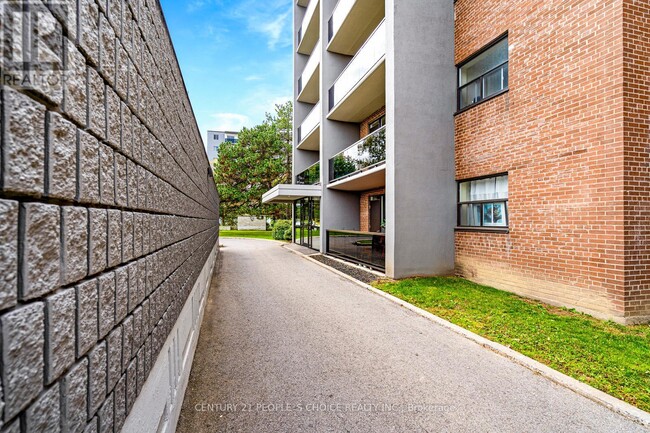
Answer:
(282, 244, 650, 429)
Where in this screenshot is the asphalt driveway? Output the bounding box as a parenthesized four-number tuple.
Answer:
(176, 238, 648, 433)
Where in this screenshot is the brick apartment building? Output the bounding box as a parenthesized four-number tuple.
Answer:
(263, 0, 650, 324)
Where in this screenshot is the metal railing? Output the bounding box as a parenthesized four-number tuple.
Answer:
(296, 162, 320, 185)
(327, 229, 385, 270)
(329, 126, 385, 182)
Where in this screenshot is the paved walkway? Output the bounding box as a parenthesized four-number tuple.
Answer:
(177, 238, 648, 433)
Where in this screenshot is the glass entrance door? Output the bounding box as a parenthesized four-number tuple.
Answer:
(294, 198, 320, 249)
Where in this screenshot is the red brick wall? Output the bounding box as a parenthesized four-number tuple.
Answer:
(360, 188, 385, 232)
(455, 0, 633, 321)
(622, 0, 650, 320)
(360, 106, 386, 139)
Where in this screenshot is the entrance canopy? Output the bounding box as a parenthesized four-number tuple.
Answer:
(262, 184, 321, 204)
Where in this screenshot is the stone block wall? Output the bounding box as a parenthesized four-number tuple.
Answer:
(0, 0, 219, 431)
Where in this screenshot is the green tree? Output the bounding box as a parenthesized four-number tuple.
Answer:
(357, 128, 386, 167)
(214, 102, 293, 224)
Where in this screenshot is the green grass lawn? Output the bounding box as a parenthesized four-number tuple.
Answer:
(373, 276, 650, 412)
(219, 230, 276, 240)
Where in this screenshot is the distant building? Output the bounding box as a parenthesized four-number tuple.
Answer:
(206, 130, 239, 163)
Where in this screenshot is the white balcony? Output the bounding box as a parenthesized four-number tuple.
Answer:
(327, 0, 385, 56)
(327, 19, 385, 122)
(297, 40, 321, 104)
(297, 0, 320, 55)
(327, 164, 385, 191)
(327, 125, 385, 190)
(262, 184, 321, 204)
(297, 102, 321, 151)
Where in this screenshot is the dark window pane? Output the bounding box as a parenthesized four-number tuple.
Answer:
(492, 202, 505, 226)
(460, 203, 482, 226)
(460, 81, 482, 110)
(459, 37, 508, 86)
(483, 63, 508, 98)
(369, 116, 386, 133)
(483, 203, 494, 225)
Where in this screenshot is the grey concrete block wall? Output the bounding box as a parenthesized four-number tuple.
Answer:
(0, 0, 219, 431)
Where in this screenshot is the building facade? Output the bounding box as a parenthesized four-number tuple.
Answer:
(206, 130, 239, 163)
(263, 0, 650, 324)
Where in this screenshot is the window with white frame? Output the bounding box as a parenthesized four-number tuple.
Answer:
(458, 174, 508, 228)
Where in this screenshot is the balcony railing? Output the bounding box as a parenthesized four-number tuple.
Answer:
(297, 102, 321, 144)
(328, 19, 385, 111)
(296, 162, 320, 185)
(329, 126, 385, 182)
(327, 229, 385, 270)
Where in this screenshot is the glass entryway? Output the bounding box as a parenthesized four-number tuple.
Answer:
(294, 197, 320, 249)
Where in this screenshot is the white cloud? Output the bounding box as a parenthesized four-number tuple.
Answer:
(208, 112, 251, 132)
(244, 75, 263, 81)
(240, 89, 292, 123)
(257, 10, 291, 49)
(230, 0, 293, 50)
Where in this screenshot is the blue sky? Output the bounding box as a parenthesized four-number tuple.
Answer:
(160, 0, 293, 146)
